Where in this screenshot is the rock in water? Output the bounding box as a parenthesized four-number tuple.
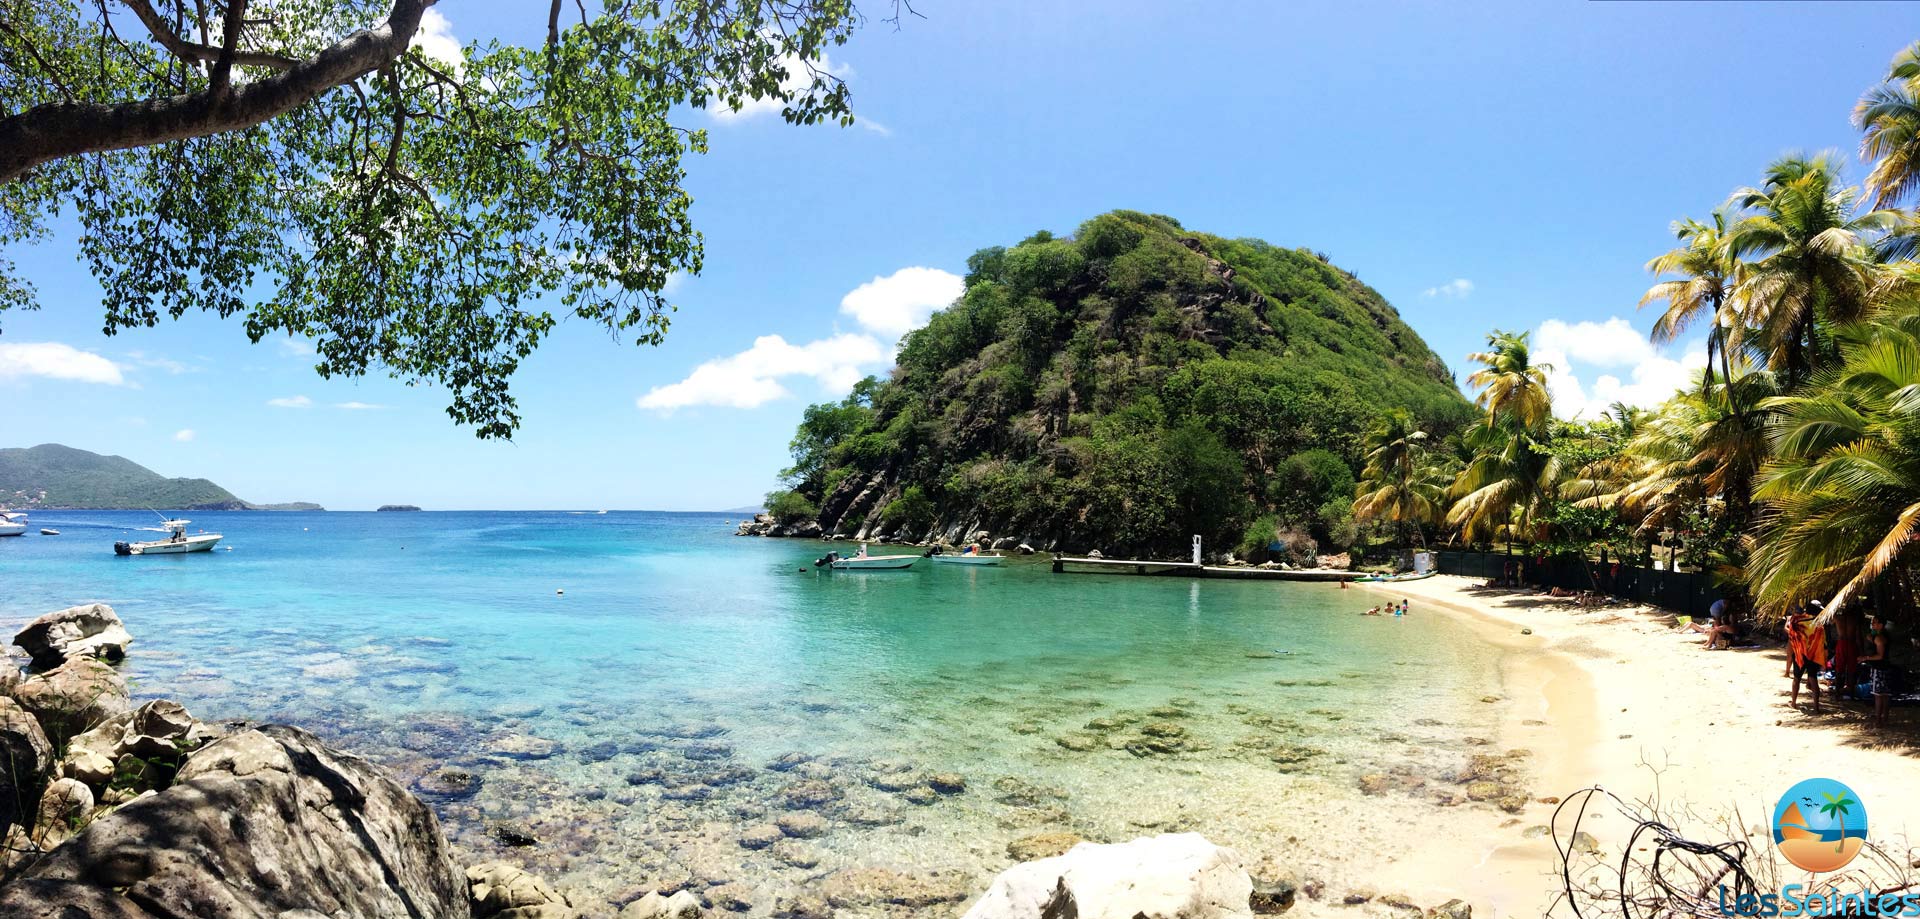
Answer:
(963, 833, 1254, 919)
(12, 603, 133, 669)
(10, 656, 131, 746)
(620, 890, 705, 918)
(468, 861, 576, 918)
(0, 725, 469, 918)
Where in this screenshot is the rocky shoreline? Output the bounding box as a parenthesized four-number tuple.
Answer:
(0, 603, 1501, 918)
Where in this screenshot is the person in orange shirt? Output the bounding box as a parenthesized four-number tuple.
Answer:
(1785, 601, 1827, 714)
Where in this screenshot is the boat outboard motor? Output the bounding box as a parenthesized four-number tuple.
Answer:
(814, 551, 839, 568)
(113, 541, 132, 556)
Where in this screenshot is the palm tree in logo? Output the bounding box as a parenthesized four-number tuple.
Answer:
(1818, 791, 1857, 854)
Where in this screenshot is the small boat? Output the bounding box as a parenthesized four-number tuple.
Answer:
(39, 529, 58, 536)
(114, 519, 223, 556)
(816, 546, 917, 570)
(1356, 570, 1438, 583)
(930, 552, 1004, 566)
(0, 512, 26, 537)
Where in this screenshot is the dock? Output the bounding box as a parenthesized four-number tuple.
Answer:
(1051, 556, 1368, 581)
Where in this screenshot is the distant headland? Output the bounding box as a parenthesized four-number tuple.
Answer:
(375, 504, 423, 512)
(0, 443, 323, 511)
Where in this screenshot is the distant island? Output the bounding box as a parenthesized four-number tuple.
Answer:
(376, 505, 423, 512)
(0, 443, 323, 511)
(720, 505, 766, 515)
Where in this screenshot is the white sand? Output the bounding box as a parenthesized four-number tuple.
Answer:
(1341, 575, 1920, 918)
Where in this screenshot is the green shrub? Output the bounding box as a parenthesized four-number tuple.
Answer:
(764, 489, 818, 523)
(880, 486, 936, 534)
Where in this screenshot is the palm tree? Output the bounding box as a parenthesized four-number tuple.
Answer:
(1353, 411, 1449, 544)
(1857, 41, 1920, 209)
(1605, 364, 1777, 540)
(1748, 310, 1920, 619)
(1818, 791, 1857, 854)
(1447, 417, 1564, 545)
(1641, 208, 1745, 399)
(1725, 153, 1902, 387)
(1464, 330, 1554, 431)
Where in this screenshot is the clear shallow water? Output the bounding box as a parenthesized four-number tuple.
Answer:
(0, 511, 1514, 913)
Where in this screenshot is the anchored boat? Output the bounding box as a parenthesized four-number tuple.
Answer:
(816, 546, 918, 570)
(927, 546, 1004, 566)
(115, 519, 222, 556)
(0, 512, 26, 537)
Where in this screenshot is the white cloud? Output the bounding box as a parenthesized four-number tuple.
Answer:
(173, 429, 195, 442)
(278, 337, 314, 357)
(335, 401, 385, 410)
(0, 342, 126, 385)
(858, 119, 892, 137)
(1423, 278, 1474, 299)
(1531, 317, 1705, 420)
(839, 267, 965, 340)
(125, 350, 190, 374)
(711, 51, 854, 123)
(637, 333, 887, 413)
(411, 8, 461, 66)
(267, 395, 313, 408)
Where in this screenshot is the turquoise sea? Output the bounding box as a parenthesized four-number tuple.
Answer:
(0, 511, 1514, 912)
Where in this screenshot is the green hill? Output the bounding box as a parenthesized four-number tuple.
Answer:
(0, 444, 322, 510)
(770, 210, 1474, 556)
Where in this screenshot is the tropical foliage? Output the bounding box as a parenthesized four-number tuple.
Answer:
(1401, 40, 1920, 626)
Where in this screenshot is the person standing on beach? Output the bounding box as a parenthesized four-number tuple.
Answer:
(1786, 603, 1826, 714)
(1832, 610, 1864, 700)
(1859, 616, 1893, 729)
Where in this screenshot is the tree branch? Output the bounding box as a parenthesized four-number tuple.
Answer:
(547, 0, 562, 47)
(0, 21, 78, 102)
(0, 0, 434, 184)
(210, 0, 248, 97)
(121, 0, 296, 72)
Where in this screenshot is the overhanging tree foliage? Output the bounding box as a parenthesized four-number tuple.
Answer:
(1, 0, 894, 437)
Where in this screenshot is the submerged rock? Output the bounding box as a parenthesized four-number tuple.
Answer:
(1007, 831, 1083, 861)
(927, 772, 967, 794)
(0, 725, 468, 918)
(13, 603, 133, 669)
(621, 889, 706, 918)
(964, 833, 1254, 919)
(820, 867, 969, 910)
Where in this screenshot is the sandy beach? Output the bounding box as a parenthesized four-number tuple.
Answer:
(1354, 574, 1920, 918)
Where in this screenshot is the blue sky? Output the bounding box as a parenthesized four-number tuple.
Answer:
(2, 1, 1914, 510)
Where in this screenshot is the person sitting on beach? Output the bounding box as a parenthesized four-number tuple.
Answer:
(1687, 598, 1737, 649)
(1548, 586, 1576, 599)
(1785, 602, 1827, 714)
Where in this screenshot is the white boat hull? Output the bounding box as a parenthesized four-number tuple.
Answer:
(123, 534, 222, 555)
(830, 555, 917, 570)
(0, 525, 23, 538)
(930, 554, 1003, 566)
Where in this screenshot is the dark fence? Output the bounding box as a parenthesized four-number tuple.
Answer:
(1434, 550, 1724, 618)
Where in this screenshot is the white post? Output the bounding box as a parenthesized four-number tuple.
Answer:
(1192, 535, 1202, 565)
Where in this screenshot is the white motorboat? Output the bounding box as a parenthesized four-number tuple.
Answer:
(115, 519, 222, 556)
(930, 552, 1004, 566)
(816, 546, 917, 570)
(0, 512, 26, 537)
(39, 529, 58, 536)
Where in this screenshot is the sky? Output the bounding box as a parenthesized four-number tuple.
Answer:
(2, 1, 1915, 510)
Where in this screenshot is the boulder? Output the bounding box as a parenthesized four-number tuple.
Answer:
(0, 724, 470, 918)
(620, 890, 705, 918)
(0, 696, 53, 825)
(24, 777, 94, 851)
(117, 699, 197, 759)
(10, 657, 131, 745)
(962, 833, 1253, 919)
(468, 861, 576, 918)
(12, 604, 133, 670)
